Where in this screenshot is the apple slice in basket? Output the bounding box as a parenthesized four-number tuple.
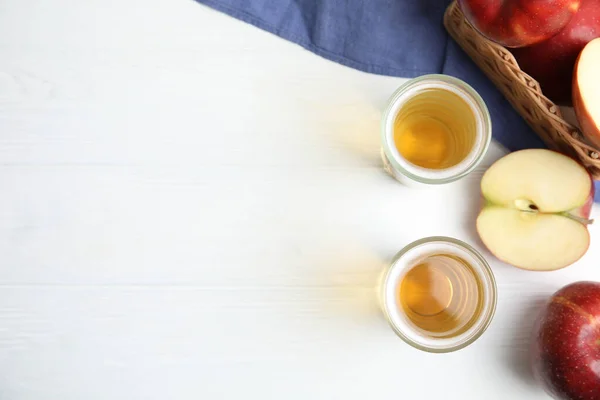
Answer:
(574, 38, 600, 148)
(476, 149, 593, 271)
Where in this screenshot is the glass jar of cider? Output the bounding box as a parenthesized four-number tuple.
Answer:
(381, 75, 491, 186)
(380, 237, 497, 353)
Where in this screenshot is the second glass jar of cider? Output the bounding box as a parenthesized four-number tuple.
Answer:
(380, 237, 497, 353)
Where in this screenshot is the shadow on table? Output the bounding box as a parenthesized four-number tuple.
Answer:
(326, 108, 383, 168)
(460, 167, 485, 239)
(286, 241, 397, 336)
(501, 294, 549, 389)
(320, 250, 389, 326)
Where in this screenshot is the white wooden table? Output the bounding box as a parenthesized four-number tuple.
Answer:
(1, 1, 599, 399)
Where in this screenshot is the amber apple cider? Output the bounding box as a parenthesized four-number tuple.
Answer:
(393, 87, 477, 170)
(399, 253, 484, 338)
(381, 237, 497, 352)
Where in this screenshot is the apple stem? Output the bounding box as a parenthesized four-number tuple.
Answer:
(564, 213, 595, 225)
(513, 201, 594, 225)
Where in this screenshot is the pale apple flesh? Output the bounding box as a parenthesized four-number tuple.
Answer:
(477, 149, 593, 271)
(574, 38, 600, 148)
(477, 207, 589, 270)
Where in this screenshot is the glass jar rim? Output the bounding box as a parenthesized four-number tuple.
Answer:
(381, 236, 497, 353)
(380, 74, 492, 185)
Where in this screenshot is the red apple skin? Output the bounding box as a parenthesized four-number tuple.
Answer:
(532, 282, 600, 399)
(459, 0, 581, 48)
(570, 176, 595, 220)
(511, 0, 600, 105)
(573, 40, 600, 148)
(576, 192, 594, 219)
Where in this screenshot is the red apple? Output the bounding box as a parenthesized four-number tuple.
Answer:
(511, 0, 600, 105)
(459, 0, 581, 48)
(532, 282, 600, 400)
(476, 149, 593, 271)
(573, 38, 600, 147)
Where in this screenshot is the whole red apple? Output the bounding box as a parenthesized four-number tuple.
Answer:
(511, 0, 600, 105)
(459, 0, 581, 48)
(532, 282, 600, 399)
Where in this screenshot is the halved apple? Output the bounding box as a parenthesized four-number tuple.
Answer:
(477, 149, 593, 271)
(574, 38, 600, 148)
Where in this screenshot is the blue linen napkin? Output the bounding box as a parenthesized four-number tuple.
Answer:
(195, 0, 599, 201)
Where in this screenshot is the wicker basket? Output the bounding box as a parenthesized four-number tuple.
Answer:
(444, 1, 600, 179)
